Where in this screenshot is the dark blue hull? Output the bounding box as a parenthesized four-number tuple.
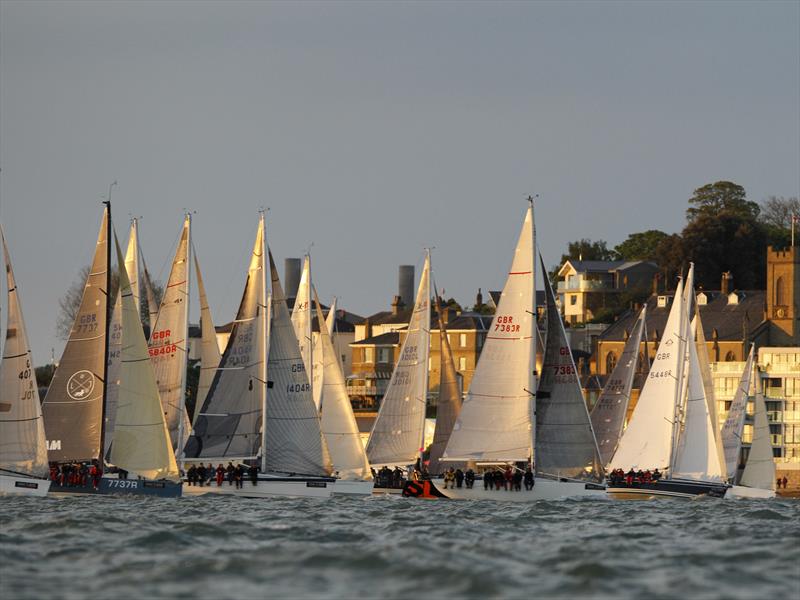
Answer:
(49, 477, 182, 498)
(607, 478, 728, 499)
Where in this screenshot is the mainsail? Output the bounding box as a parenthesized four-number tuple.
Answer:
(149, 216, 191, 451)
(535, 256, 602, 481)
(265, 250, 331, 475)
(103, 221, 140, 458)
(591, 306, 646, 467)
(313, 289, 371, 480)
(291, 255, 313, 390)
(609, 277, 686, 473)
(720, 345, 755, 481)
(427, 296, 463, 475)
(109, 236, 179, 481)
(43, 206, 110, 463)
(0, 227, 49, 478)
(185, 217, 266, 460)
(193, 252, 222, 428)
(366, 253, 431, 468)
(692, 311, 726, 481)
(739, 380, 776, 491)
(443, 204, 535, 463)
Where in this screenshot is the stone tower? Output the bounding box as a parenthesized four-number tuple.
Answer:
(766, 246, 799, 345)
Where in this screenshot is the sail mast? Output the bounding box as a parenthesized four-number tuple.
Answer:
(175, 212, 192, 462)
(98, 191, 113, 464)
(668, 265, 692, 476)
(418, 249, 431, 466)
(529, 196, 537, 469)
(260, 212, 269, 474)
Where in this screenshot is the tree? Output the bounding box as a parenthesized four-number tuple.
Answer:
(759, 195, 799, 248)
(654, 234, 685, 291)
(686, 181, 760, 223)
(614, 230, 669, 261)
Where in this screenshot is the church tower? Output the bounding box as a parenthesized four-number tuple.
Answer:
(766, 246, 799, 345)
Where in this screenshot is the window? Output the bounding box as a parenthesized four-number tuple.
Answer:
(570, 295, 577, 306)
(364, 347, 374, 363)
(605, 351, 617, 374)
(460, 333, 467, 348)
(459, 356, 467, 371)
(725, 351, 736, 362)
(377, 348, 390, 363)
(776, 276, 785, 306)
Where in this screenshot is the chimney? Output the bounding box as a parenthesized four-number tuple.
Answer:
(721, 271, 732, 295)
(391, 295, 404, 316)
(363, 318, 372, 340)
(652, 273, 660, 296)
(284, 258, 302, 299)
(399, 265, 414, 309)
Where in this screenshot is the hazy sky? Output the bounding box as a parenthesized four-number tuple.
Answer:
(1, 0, 798, 363)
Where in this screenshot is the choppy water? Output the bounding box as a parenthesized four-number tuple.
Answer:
(1, 494, 798, 599)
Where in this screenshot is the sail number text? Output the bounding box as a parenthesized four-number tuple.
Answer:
(494, 315, 520, 333)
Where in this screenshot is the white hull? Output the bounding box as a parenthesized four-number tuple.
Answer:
(182, 475, 333, 499)
(727, 485, 776, 499)
(331, 479, 374, 496)
(437, 478, 606, 502)
(0, 473, 50, 497)
(372, 486, 403, 496)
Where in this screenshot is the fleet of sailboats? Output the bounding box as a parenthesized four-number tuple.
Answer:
(1, 195, 785, 502)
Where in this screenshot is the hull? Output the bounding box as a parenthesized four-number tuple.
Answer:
(727, 485, 776, 499)
(405, 477, 606, 501)
(331, 479, 374, 496)
(49, 475, 182, 498)
(606, 478, 728, 500)
(182, 474, 334, 499)
(0, 473, 50, 497)
(372, 485, 404, 496)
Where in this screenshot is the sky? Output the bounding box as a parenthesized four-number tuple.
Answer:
(1, 0, 798, 363)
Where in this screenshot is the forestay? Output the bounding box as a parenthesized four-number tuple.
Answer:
(443, 205, 535, 463)
(43, 207, 109, 463)
(0, 227, 49, 478)
(720, 346, 755, 481)
(313, 290, 371, 480)
(185, 218, 266, 460)
(366, 253, 431, 468)
(591, 306, 646, 468)
(149, 216, 191, 450)
(109, 237, 179, 481)
(609, 278, 685, 473)
(193, 252, 222, 427)
(536, 257, 602, 482)
(739, 385, 776, 491)
(265, 250, 331, 476)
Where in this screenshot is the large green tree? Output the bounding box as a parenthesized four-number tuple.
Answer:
(614, 230, 669, 261)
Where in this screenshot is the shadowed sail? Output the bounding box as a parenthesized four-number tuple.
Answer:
(290, 255, 314, 406)
(192, 252, 222, 428)
(0, 227, 49, 478)
(43, 207, 109, 463)
(740, 381, 776, 491)
(366, 253, 431, 468)
(720, 345, 755, 481)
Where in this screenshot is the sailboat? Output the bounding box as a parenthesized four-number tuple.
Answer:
(184, 214, 334, 498)
(590, 306, 647, 468)
(0, 226, 50, 496)
(722, 348, 776, 499)
(312, 288, 373, 495)
(607, 264, 729, 499)
(429, 200, 605, 501)
(44, 203, 182, 497)
(366, 251, 431, 483)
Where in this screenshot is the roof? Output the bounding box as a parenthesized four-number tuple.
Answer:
(364, 309, 413, 326)
(441, 314, 492, 331)
(600, 290, 766, 343)
(559, 259, 657, 277)
(351, 332, 401, 346)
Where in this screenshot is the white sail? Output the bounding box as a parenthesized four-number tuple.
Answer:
(443, 205, 535, 463)
(193, 253, 221, 428)
(149, 216, 191, 450)
(536, 257, 602, 481)
(109, 236, 179, 481)
(291, 255, 313, 377)
(672, 315, 725, 482)
(721, 346, 755, 481)
(103, 222, 140, 457)
(265, 250, 332, 475)
(609, 277, 685, 472)
(310, 295, 338, 410)
(0, 227, 49, 478)
(739, 381, 776, 491)
(366, 253, 431, 467)
(591, 306, 646, 467)
(325, 297, 337, 336)
(313, 290, 371, 480)
(185, 217, 266, 461)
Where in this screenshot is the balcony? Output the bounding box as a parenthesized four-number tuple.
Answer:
(557, 279, 611, 292)
(346, 385, 378, 396)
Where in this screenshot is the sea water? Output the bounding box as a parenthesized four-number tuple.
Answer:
(1, 494, 797, 599)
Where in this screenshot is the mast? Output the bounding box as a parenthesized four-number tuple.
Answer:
(668, 265, 692, 476)
(98, 186, 114, 464)
(175, 212, 192, 464)
(260, 212, 269, 473)
(418, 249, 432, 467)
(528, 195, 536, 470)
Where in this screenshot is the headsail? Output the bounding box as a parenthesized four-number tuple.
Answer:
(443, 204, 535, 463)
(0, 227, 49, 478)
(366, 252, 431, 468)
(313, 289, 371, 480)
(692, 310, 726, 480)
(43, 206, 109, 463)
(265, 249, 332, 475)
(193, 252, 222, 428)
(427, 295, 463, 475)
(609, 277, 685, 473)
(109, 236, 179, 481)
(591, 306, 646, 467)
(291, 255, 313, 388)
(536, 255, 602, 482)
(149, 216, 191, 451)
(185, 217, 266, 460)
(720, 345, 755, 481)
(739, 378, 776, 491)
